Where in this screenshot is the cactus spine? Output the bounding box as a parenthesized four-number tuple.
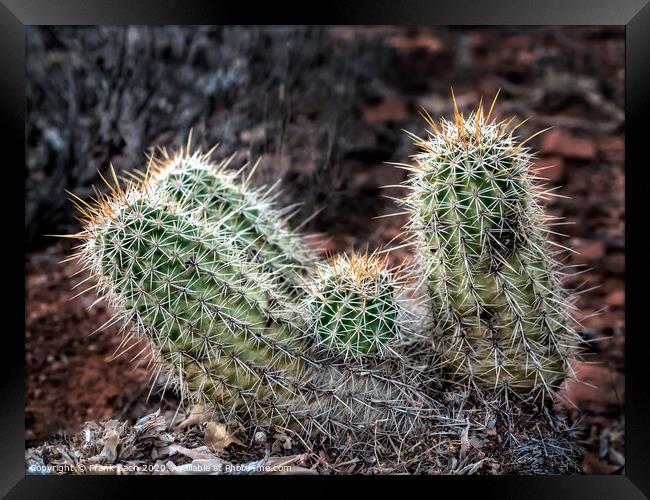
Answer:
(305, 251, 404, 360)
(143, 147, 317, 293)
(72, 175, 434, 445)
(400, 96, 580, 398)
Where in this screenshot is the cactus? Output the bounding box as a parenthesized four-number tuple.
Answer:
(141, 146, 317, 294)
(398, 95, 580, 398)
(70, 175, 435, 445)
(305, 251, 404, 360)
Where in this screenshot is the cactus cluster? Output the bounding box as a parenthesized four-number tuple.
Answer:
(399, 96, 581, 398)
(305, 251, 404, 360)
(68, 95, 581, 455)
(72, 158, 433, 445)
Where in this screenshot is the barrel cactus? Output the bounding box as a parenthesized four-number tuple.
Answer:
(70, 175, 435, 445)
(142, 146, 317, 294)
(398, 96, 581, 399)
(305, 251, 404, 360)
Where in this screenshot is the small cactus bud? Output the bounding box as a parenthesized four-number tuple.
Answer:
(305, 251, 404, 360)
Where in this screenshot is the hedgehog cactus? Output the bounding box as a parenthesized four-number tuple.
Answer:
(305, 251, 404, 360)
(399, 95, 580, 398)
(71, 176, 434, 444)
(142, 146, 317, 293)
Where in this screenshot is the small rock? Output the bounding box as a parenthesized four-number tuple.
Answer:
(563, 364, 624, 413)
(604, 252, 625, 275)
(363, 98, 409, 124)
(534, 156, 566, 183)
(605, 290, 624, 308)
(382, 225, 402, 242)
(239, 124, 266, 144)
(603, 277, 624, 295)
(605, 234, 625, 251)
(580, 309, 609, 331)
(598, 136, 624, 165)
(541, 129, 597, 161)
(574, 241, 606, 264)
(583, 451, 619, 474)
(254, 431, 267, 445)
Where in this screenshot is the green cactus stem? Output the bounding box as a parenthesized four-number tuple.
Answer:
(398, 94, 581, 399)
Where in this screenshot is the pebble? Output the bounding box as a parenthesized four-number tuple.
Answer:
(541, 129, 597, 161)
(605, 290, 624, 307)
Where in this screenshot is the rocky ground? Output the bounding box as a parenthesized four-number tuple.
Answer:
(25, 26, 624, 474)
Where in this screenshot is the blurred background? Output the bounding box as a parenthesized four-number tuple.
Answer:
(25, 26, 624, 473)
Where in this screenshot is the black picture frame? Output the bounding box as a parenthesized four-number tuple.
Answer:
(5, 1, 647, 498)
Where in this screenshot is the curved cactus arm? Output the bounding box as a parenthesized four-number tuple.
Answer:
(69, 171, 438, 446)
(131, 145, 320, 295)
